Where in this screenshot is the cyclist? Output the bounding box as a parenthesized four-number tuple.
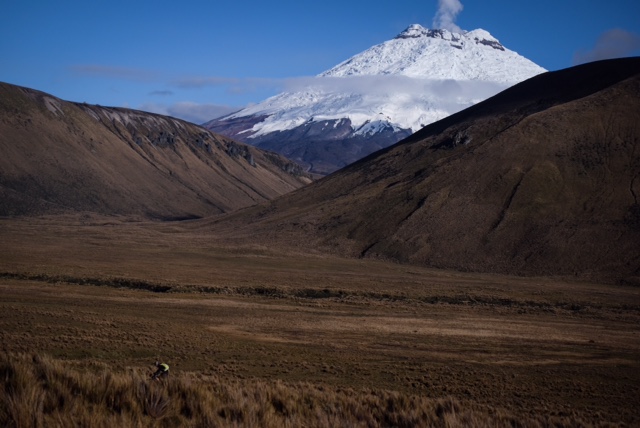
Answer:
(151, 361, 169, 380)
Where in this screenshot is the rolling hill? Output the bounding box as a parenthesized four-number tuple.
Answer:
(0, 82, 311, 218)
(199, 58, 640, 284)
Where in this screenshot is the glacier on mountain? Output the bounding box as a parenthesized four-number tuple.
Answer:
(222, 24, 546, 138)
(204, 24, 546, 174)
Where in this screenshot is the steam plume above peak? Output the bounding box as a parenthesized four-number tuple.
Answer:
(432, 0, 464, 33)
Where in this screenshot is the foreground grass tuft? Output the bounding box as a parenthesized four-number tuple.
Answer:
(0, 353, 600, 427)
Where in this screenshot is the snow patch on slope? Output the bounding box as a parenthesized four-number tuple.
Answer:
(44, 97, 64, 116)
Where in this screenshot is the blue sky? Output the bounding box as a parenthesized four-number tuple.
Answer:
(2, 0, 639, 124)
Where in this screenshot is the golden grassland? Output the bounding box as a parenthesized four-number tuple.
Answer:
(1, 353, 606, 428)
(1, 216, 640, 426)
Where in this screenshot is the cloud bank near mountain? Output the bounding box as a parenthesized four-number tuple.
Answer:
(139, 101, 239, 124)
(574, 28, 640, 65)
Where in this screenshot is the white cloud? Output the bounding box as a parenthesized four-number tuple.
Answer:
(166, 74, 506, 108)
(281, 75, 505, 103)
(149, 90, 174, 96)
(172, 76, 242, 88)
(573, 28, 640, 65)
(138, 102, 239, 124)
(234, 74, 509, 133)
(69, 64, 158, 81)
(432, 0, 464, 33)
(171, 76, 281, 95)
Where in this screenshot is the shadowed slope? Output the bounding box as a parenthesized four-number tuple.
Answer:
(200, 58, 640, 283)
(0, 83, 311, 218)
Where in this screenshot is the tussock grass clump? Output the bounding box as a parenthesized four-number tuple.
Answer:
(0, 353, 597, 427)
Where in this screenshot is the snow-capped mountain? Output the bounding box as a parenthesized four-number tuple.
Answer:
(204, 24, 546, 175)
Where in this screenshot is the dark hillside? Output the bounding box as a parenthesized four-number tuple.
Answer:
(0, 83, 311, 218)
(199, 58, 640, 283)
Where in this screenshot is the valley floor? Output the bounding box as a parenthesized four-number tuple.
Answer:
(1, 216, 639, 426)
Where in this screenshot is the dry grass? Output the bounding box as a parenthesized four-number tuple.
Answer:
(0, 353, 602, 427)
(1, 217, 639, 426)
(0, 81, 311, 218)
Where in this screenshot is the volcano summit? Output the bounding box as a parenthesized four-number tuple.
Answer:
(204, 24, 546, 175)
